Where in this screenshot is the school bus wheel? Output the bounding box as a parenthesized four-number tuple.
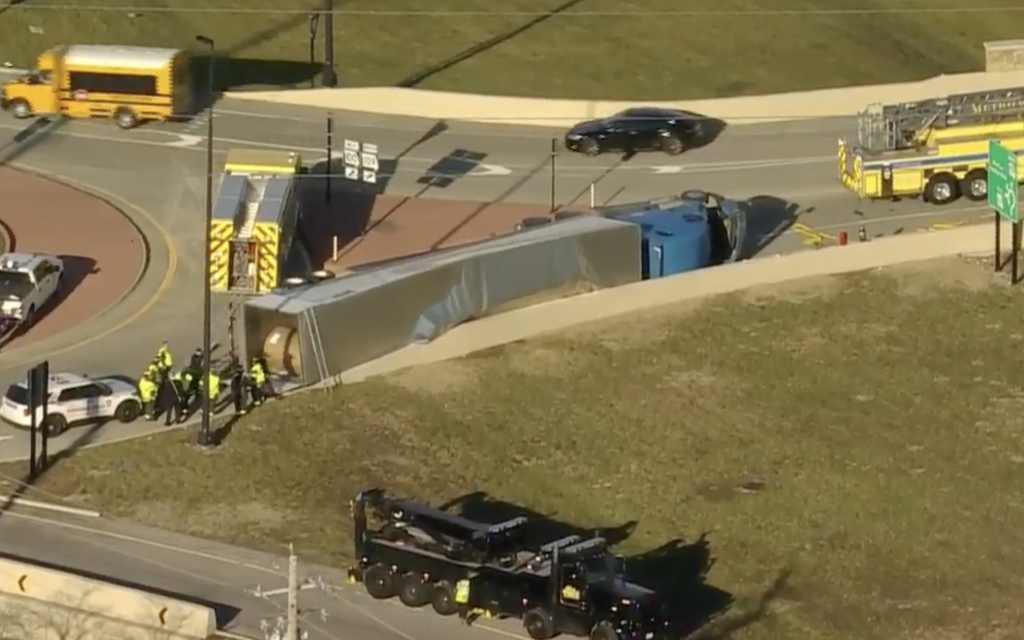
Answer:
(924, 173, 959, 206)
(114, 107, 139, 130)
(961, 169, 989, 202)
(7, 99, 31, 119)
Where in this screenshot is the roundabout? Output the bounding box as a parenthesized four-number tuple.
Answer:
(0, 93, 996, 462)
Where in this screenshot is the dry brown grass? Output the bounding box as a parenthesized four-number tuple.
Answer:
(0, 0, 1019, 99)
(6, 256, 1024, 639)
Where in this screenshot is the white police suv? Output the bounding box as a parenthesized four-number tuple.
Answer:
(0, 252, 63, 327)
(0, 373, 141, 436)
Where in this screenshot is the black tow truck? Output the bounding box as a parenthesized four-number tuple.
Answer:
(347, 488, 669, 640)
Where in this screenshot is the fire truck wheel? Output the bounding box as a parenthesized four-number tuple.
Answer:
(524, 608, 555, 640)
(430, 581, 459, 616)
(363, 564, 397, 599)
(397, 573, 430, 607)
(961, 169, 989, 202)
(924, 174, 959, 206)
(590, 621, 620, 640)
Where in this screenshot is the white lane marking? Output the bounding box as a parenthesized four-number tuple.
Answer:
(166, 133, 203, 148)
(0, 435, 13, 443)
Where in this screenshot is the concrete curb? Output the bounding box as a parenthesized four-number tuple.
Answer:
(227, 70, 1024, 128)
(341, 222, 1001, 382)
(0, 494, 100, 518)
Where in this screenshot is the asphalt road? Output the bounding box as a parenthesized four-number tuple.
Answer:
(0, 506, 531, 640)
(0, 98, 992, 461)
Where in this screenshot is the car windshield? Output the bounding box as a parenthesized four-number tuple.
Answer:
(581, 555, 618, 585)
(0, 271, 33, 299)
(4, 384, 28, 405)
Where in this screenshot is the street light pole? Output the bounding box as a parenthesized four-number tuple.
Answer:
(196, 34, 215, 447)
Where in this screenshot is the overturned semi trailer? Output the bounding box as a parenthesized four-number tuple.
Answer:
(241, 215, 641, 386)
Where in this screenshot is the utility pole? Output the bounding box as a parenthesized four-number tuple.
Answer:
(322, 0, 337, 87)
(286, 544, 299, 640)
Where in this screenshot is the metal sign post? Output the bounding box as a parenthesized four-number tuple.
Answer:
(308, 14, 320, 88)
(549, 138, 557, 213)
(988, 139, 1020, 283)
(325, 113, 333, 205)
(342, 139, 379, 185)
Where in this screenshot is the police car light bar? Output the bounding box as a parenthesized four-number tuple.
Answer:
(487, 516, 528, 534)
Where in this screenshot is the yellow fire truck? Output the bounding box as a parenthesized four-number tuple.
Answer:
(209, 150, 302, 294)
(838, 87, 1024, 205)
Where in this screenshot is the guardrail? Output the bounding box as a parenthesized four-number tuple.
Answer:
(0, 558, 217, 640)
(228, 70, 1024, 127)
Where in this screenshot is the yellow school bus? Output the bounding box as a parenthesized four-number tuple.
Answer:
(838, 87, 1024, 205)
(1, 44, 191, 129)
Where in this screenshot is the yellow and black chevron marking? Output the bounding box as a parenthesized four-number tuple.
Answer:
(209, 220, 234, 291)
(253, 223, 280, 293)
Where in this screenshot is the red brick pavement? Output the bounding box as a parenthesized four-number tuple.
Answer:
(298, 188, 555, 271)
(0, 168, 145, 350)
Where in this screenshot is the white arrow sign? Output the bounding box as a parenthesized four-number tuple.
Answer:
(167, 134, 203, 148)
(469, 163, 512, 177)
(650, 165, 685, 175)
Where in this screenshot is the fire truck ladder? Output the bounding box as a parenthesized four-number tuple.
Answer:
(858, 86, 1024, 151)
(227, 177, 270, 292)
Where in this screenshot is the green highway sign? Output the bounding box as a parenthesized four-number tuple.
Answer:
(989, 139, 1019, 223)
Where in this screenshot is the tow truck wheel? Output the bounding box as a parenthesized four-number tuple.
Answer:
(524, 608, 555, 640)
(924, 173, 959, 206)
(397, 573, 430, 607)
(42, 414, 68, 437)
(590, 621, 620, 640)
(115, 400, 141, 423)
(9, 99, 31, 119)
(363, 564, 397, 599)
(962, 169, 989, 202)
(430, 581, 459, 616)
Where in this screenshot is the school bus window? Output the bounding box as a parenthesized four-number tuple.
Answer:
(68, 72, 158, 96)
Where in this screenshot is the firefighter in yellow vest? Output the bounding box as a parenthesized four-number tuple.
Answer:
(137, 374, 158, 420)
(155, 341, 173, 373)
(205, 370, 221, 405)
(249, 357, 267, 406)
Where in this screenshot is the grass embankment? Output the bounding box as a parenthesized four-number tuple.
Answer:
(5, 256, 1024, 639)
(0, 0, 1016, 99)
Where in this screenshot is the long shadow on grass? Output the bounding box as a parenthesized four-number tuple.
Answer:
(396, 0, 589, 88)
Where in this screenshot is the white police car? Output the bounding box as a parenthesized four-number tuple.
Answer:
(0, 252, 63, 328)
(0, 373, 141, 436)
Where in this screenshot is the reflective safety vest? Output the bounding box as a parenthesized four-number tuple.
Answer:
(454, 579, 470, 604)
(249, 363, 266, 385)
(138, 378, 157, 402)
(206, 372, 221, 398)
(157, 345, 173, 369)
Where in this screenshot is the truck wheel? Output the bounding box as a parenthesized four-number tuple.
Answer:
(115, 400, 141, 423)
(8, 99, 31, 119)
(42, 414, 68, 437)
(961, 169, 988, 202)
(590, 621, 620, 640)
(579, 138, 600, 157)
(397, 573, 430, 607)
(363, 564, 396, 599)
(524, 608, 555, 640)
(924, 174, 959, 206)
(430, 581, 459, 616)
(114, 107, 139, 130)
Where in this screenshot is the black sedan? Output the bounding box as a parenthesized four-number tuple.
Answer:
(564, 107, 703, 157)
